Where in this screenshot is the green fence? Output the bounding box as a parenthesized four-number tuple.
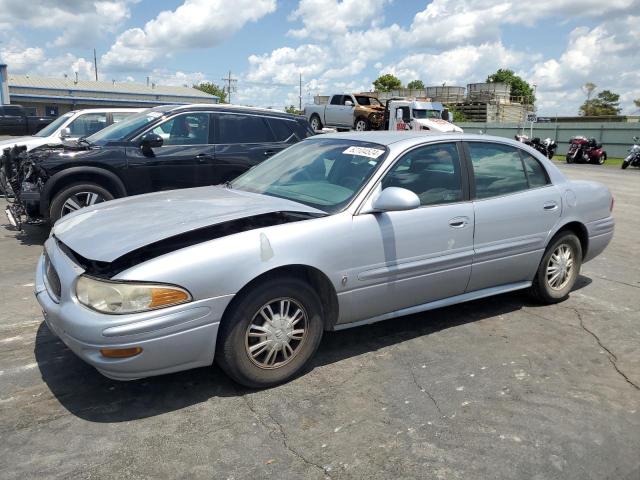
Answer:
(457, 122, 640, 158)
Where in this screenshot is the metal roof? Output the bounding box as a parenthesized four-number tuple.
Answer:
(7, 74, 217, 100)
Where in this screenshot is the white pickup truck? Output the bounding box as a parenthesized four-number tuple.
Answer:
(304, 93, 385, 131)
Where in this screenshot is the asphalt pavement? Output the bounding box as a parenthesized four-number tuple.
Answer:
(0, 163, 638, 479)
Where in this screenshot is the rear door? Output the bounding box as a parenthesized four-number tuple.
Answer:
(465, 141, 561, 291)
(213, 112, 280, 182)
(126, 111, 217, 191)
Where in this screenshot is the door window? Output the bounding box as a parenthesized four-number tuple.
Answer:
(217, 114, 274, 144)
(151, 113, 210, 145)
(330, 95, 343, 105)
(468, 143, 529, 199)
(382, 143, 463, 206)
(112, 112, 135, 124)
(68, 113, 108, 137)
(521, 153, 550, 188)
(268, 118, 296, 142)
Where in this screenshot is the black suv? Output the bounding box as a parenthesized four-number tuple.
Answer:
(4, 104, 314, 225)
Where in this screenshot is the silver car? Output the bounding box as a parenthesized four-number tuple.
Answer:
(35, 132, 615, 387)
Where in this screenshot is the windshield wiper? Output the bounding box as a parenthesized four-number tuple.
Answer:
(76, 138, 93, 147)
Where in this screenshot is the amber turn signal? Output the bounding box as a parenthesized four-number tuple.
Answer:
(149, 288, 191, 308)
(100, 347, 143, 358)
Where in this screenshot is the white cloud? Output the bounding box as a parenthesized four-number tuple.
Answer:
(247, 44, 331, 84)
(287, 0, 389, 39)
(0, 0, 133, 47)
(102, 0, 276, 71)
(0, 46, 45, 72)
(0, 44, 94, 79)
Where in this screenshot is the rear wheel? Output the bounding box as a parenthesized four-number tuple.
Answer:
(216, 277, 324, 388)
(49, 182, 114, 223)
(354, 118, 370, 131)
(309, 115, 323, 131)
(529, 232, 582, 304)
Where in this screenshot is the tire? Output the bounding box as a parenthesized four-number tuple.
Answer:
(595, 154, 605, 165)
(49, 182, 114, 223)
(621, 159, 630, 169)
(216, 277, 324, 388)
(309, 115, 323, 131)
(354, 118, 370, 131)
(565, 154, 573, 164)
(529, 232, 582, 304)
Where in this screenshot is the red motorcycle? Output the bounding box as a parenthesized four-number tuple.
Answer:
(566, 136, 607, 165)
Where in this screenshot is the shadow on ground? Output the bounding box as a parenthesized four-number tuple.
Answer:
(1, 222, 48, 246)
(35, 276, 591, 424)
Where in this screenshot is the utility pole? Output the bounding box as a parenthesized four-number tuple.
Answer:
(299, 73, 302, 111)
(221, 70, 237, 103)
(93, 48, 98, 81)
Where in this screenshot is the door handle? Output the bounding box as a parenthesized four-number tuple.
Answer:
(264, 150, 276, 157)
(543, 202, 558, 211)
(448, 217, 468, 228)
(195, 153, 213, 163)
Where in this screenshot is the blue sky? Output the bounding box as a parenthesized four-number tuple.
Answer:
(1, 0, 639, 115)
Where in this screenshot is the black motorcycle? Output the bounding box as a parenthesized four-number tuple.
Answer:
(621, 136, 640, 170)
(515, 135, 557, 159)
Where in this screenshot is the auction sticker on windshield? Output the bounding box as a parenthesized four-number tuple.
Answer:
(343, 146, 385, 159)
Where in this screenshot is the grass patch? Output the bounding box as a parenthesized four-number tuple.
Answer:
(552, 155, 624, 168)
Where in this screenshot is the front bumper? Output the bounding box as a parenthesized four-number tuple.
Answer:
(35, 238, 234, 380)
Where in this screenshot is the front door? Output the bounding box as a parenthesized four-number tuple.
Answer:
(126, 112, 217, 192)
(465, 141, 562, 291)
(344, 142, 474, 323)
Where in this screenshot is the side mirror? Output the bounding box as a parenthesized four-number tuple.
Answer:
(140, 132, 163, 153)
(344, 100, 354, 107)
(370, 187, 420, 213)
(60, 127, 71, 139)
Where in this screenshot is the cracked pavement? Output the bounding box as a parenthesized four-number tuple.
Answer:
(0, 163, 638, 479)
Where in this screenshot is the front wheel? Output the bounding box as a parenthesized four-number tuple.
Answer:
(216, 277, 324, 388)
(565, 154, 573, 164)
(621, 158, 630, 169)
(309, 115, 323, 131)
(529, 232, 582, 304)
(49, 182, 114, 223)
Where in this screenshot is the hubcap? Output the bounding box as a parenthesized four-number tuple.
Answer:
(546, 244, 574, 290)
(61, 191, 105, 217)
(356, 120, 366, 131)
(311, 118, 320, 130)
(245, 298, 307, 369)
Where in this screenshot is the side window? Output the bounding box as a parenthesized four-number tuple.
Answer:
(68, 113, 108, 137)
(268, 118, 296, 142)
(151, 113, 210, 145)
(468, 142, 528, 199)
(330, 95, 343, 105)
(521, 153, 550, 188)
(217, 114, 274, 144)
(112, 112, 134, 124)
(382, 143, 463, 206)
(343, 96, 354, 105)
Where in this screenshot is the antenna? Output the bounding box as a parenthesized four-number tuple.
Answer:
(221, 70, 237, 103)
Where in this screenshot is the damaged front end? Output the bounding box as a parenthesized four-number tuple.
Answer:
(1, 144, 62, 229)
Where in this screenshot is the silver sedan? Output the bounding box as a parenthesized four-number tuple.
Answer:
(35, 132, 614, 387)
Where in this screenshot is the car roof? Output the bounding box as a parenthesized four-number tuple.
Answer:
(156, 103, 302, 119)
(314, 131, 530, 149)
(67, 108, 144, 114)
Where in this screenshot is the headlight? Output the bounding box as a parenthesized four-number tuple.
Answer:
(76, 275, 191, 314)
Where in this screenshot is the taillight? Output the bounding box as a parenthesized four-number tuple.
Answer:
(610, 195, 615, 212)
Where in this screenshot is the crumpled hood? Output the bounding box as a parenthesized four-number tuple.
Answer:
(414, 118, 463, 133)
(0, 136, 52, 152)
(52, 186, 325, 262)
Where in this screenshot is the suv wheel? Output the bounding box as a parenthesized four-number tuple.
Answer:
(529, 232, 582, 304)
(216, 277, 324, 388)
(49, 182, 114, 223)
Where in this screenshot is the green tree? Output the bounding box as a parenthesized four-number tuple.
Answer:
(194, 82, 227, 103)
(579, 90, 622, 116)
(581, 82, 597, 115)
(407, 79, 425, 90)
(373, 74, 402, 92)
(486, 69, 536, 104)
(447, 106, 467, 123)
(633, 98, 640, 111)
(285, 105, 302, 115)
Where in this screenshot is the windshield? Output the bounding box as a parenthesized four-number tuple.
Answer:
(413, 109, 442, 119)
(34, 113, 74, 137)
(231, 138, 388, 214)
(85, 109, 166, 145)
(355, 96, 382, 107)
